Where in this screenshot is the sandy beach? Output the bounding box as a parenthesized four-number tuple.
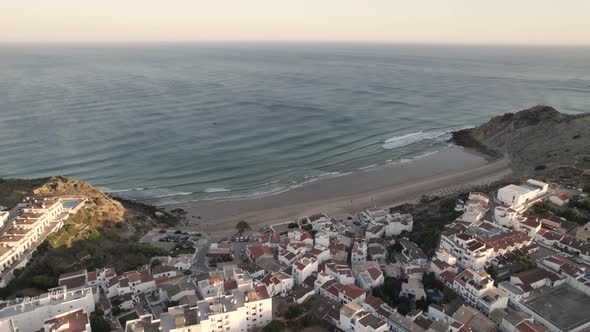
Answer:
(167, 146, 511, 233)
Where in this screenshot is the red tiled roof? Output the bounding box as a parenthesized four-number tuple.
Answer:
(86, 271, 97, 282)
(440, 271, 457, 285)
(341, 284, 365, 299)
(309, 213, 326, 222)
(512, 268, 561, 286)
(224, 279, 238, 291)
(208, 276, 224, 285)
(367, 268, 382, 281)
(301, 232, 313, 240)
(521, 218, 540, 228)
(249, 244, 274, 258)
(516, 320, 546, 332)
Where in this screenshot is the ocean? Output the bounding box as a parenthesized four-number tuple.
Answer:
(1, 43, 589, 205)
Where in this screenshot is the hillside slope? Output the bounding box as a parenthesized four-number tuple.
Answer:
(452, 105, 590, 177)
(0, 176, 180, 296)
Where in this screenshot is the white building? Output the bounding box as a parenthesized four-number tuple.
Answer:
(496, 179, 549, 211)
(477, 288, 508, 315)
(42, 308, 91, 332)
(261, 272, 293, 297)
(384, 213, 413, 236)
(0, 197, 65, 283)
(548, 194, 569, 207)
(0, 211, 9, 229)
(338, 302, 388, 332)
(351, 239, 367, 263)
(292, 257, 317, 284)
(126, 286, 273, 332)
(0, 286, 95, 332)
(453, 269, 494, 306)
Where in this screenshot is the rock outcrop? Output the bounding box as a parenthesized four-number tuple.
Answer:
(451, 105, 590, 176)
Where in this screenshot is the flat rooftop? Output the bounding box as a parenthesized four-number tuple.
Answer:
(524, 285, 590, 331)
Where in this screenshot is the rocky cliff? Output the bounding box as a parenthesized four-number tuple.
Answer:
(452, 105, 590, 176)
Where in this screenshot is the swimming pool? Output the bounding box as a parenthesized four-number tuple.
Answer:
(63, 200, 80, 208)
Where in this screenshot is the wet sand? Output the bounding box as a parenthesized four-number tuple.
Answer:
(167, 146, 511, 232)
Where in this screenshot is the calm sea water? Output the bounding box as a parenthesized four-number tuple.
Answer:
(1, 43, 589, 205)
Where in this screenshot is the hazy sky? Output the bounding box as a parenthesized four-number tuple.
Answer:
(1, 0, 589, 44)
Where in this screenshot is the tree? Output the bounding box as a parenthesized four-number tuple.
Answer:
(150, 259, 161, 268)
(283, 304, 305, 319)
(559, 208, 582, 223)
(235, 220, 251, 233)
(485, 266, 498, 284)
(264, 320, 286, 332)
(396, 297, 411, 316)
(90, 315, 112, 332)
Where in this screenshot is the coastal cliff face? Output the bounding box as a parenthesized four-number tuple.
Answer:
(452, 105, 590, 176)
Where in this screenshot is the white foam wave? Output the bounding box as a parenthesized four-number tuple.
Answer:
(382, 130, 450, 150)
(151, 191, 193, 199)
(103, 187, 142, 194)
(204, 187, 231, 193)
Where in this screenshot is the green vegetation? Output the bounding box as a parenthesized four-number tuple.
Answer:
(386, 241, 403, 263)
(0, 177, 50, 207)
(534, 201, 557, 214)
(372, 277, 413, 315)
(0, 176, 176, 297)
(511, 254, 537, 274)
(235, 220, 251, 233)
(283, 304, 305, 319)
(90, 312, 112, 332)
(118, 311, 139, 328)
(264, 320, 286, 332)
(558, 208, 583, 224)
(170, 245, 195, 257)
(391, 196, 463, 256)
(584, 184, 590, 193)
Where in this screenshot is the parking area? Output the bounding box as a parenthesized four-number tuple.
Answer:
(140, 228, 203, 252)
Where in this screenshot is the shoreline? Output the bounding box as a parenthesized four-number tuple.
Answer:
(165, 146, 511, 233)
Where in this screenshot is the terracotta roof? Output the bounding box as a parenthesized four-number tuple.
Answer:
(440, 271, 457, 285)
(515, 320, 547, 332)
(301, 232, 314, 240)
(223, 279, 238, 291)
(367, 268, 382, 281)
(358, 313, 386, 329)
(249, 244, 274, 258)
(309, 213, 327, 222)
(512, 268, 561, 286)
(87, 271, 97, 282)
(208, 275, 224, 285)
(341, 284, 365, 299)
(521, 218, 540, 228)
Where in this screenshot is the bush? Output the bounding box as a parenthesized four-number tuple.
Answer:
(30, 275, 56, 290)
(283, 304, 305, 319)
(235, 221, 251, 233)
(558, 208, 583, 223)
(90, 315, 112, 332)
(264, 320, 286, 332)
(85, 229, 102, 241)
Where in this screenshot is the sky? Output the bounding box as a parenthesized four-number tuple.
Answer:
(1, 0, 589, 45)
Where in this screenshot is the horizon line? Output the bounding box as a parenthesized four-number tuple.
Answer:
(1, 40, 590, 48)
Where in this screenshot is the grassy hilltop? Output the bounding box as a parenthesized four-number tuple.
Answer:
(0, 176, 180, 297)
